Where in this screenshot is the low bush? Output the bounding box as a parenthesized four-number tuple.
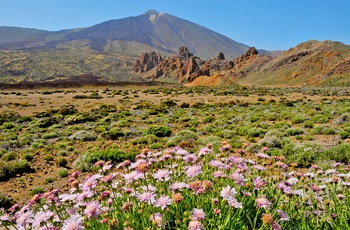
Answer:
(86, 148, 135, 164)
(285, 128, 304, 136)
(312, 126, 338, 135)
(285, 143, 324, 167)
(0, 160, 31, 181)
(167, 130, 198, 147)
(68, 130, 97, 141)
(324, 143, 350, 163)
(145, 125, 172, 137)
(106, 128, 125, 140)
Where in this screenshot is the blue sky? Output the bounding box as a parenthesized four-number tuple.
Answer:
(0, 0, 349, 50)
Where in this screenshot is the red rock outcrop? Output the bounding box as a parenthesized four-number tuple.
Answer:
(132, 46, 268, 83)
(132, 51, 163, 73)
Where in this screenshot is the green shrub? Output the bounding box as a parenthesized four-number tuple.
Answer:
(37, 117, 58, 128)
(324, 143, 350, 163)
(87, 148, 135, 164)
(340, 131, 350, 139)
(285, 143, 324, 167)
(0, 192, 14, 209)
(0, 111, 21, 125)
(218, 130, 236, 139)
(203, 116, 215, 123)
(57, 157, 68, 167)
(2, 152, 17, 161)
(286, 128, 304, 136)
(167, 130, 198, 147)
(149, 143, 163, 149)
(303, 121, 314, 129)
(23, 153, 34, 161)
(58, 169, 68, 178)
(19, 133, 38, 146)
(247, 128, 266, 138)
(260, 130, 284, 149)
(334, 113, 349, 125)
(44, 154, 54, 162)
(107, 128, 125, 140)
(311, 115, 329, 124)
(30, 187, 44, 196)
(2, 122, 15, 129)
(291, 116, 306, 124)
(68, 130, 97, 141)
(273, 122, 291, 130)
(229, 137, 243, 149)
(249, 115, 260, 123)
(145, 125, 172, 137)
(42, 132, 59, 139)
(95, 125, 107, 133)
(180, 102, 190, 108)
(312, 126, 337, 135)
(44, 177, 54, 184)
(0, 160, 31, 181)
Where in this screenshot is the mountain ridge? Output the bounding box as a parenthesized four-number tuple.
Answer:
(1, 10, 348, 86)
(0, 10, 261, 59)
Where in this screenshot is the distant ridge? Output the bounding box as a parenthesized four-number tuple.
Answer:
(0, 10, 256, 59)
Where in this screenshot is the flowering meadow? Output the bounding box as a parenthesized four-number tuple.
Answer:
(1, 143, 350, 230)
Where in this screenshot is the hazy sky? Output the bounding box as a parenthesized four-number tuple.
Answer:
(0, 0, 349, 50)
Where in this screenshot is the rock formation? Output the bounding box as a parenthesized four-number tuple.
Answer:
(132, 51, 163, 73)
(132, 46, 269, 83)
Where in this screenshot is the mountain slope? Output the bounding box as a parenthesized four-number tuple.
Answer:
(233, 40, 350, 86)
(61, 10, 251, 59)
(0, 10, 252, 59)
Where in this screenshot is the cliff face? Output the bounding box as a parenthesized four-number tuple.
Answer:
(132, 46, 267, 83)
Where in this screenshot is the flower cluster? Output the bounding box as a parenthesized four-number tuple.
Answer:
(1, 145, 350, 229)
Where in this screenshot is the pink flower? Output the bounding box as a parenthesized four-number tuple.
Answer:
(102, 161, 113, 172)
(256, 153, 270, 159)
(16, 210, 33, 229)
(212, 170, 227, 178)
(253, 176, 266, 190)
(209, 160, 223, 168)
(256, 197, 271, 209)
(198, 147, 212, 156)
(188, 220, 205, 230)
(32, 210, 55, 228)
(219, 144, 231, 151)
(116, 160, 131, 169)
(84, 201, 101, 219)
(214, 208, 221, 215)
(62, 214, 84, 230)
(124, 171, 144, 183)
(137, 191, 156, 204)
(220, 186, 237, 200)
(150, 212, 165, 228)
(277, 209, 290, 221)
(191, 208, 206, 221)
(272, 222, 281, 230)
(185, 164, 202, 178)
(169, 182, 189, 192)
(227, 197, 243, 209)
(154, 196, 173, 210)
(152, 169, 171, 181)
(183, 154, 199, 163)
(230, 172, 246, 186)
(252, 165, 266, 171)
(286, 177, 298, 186)
(173, 147, 189, 155)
